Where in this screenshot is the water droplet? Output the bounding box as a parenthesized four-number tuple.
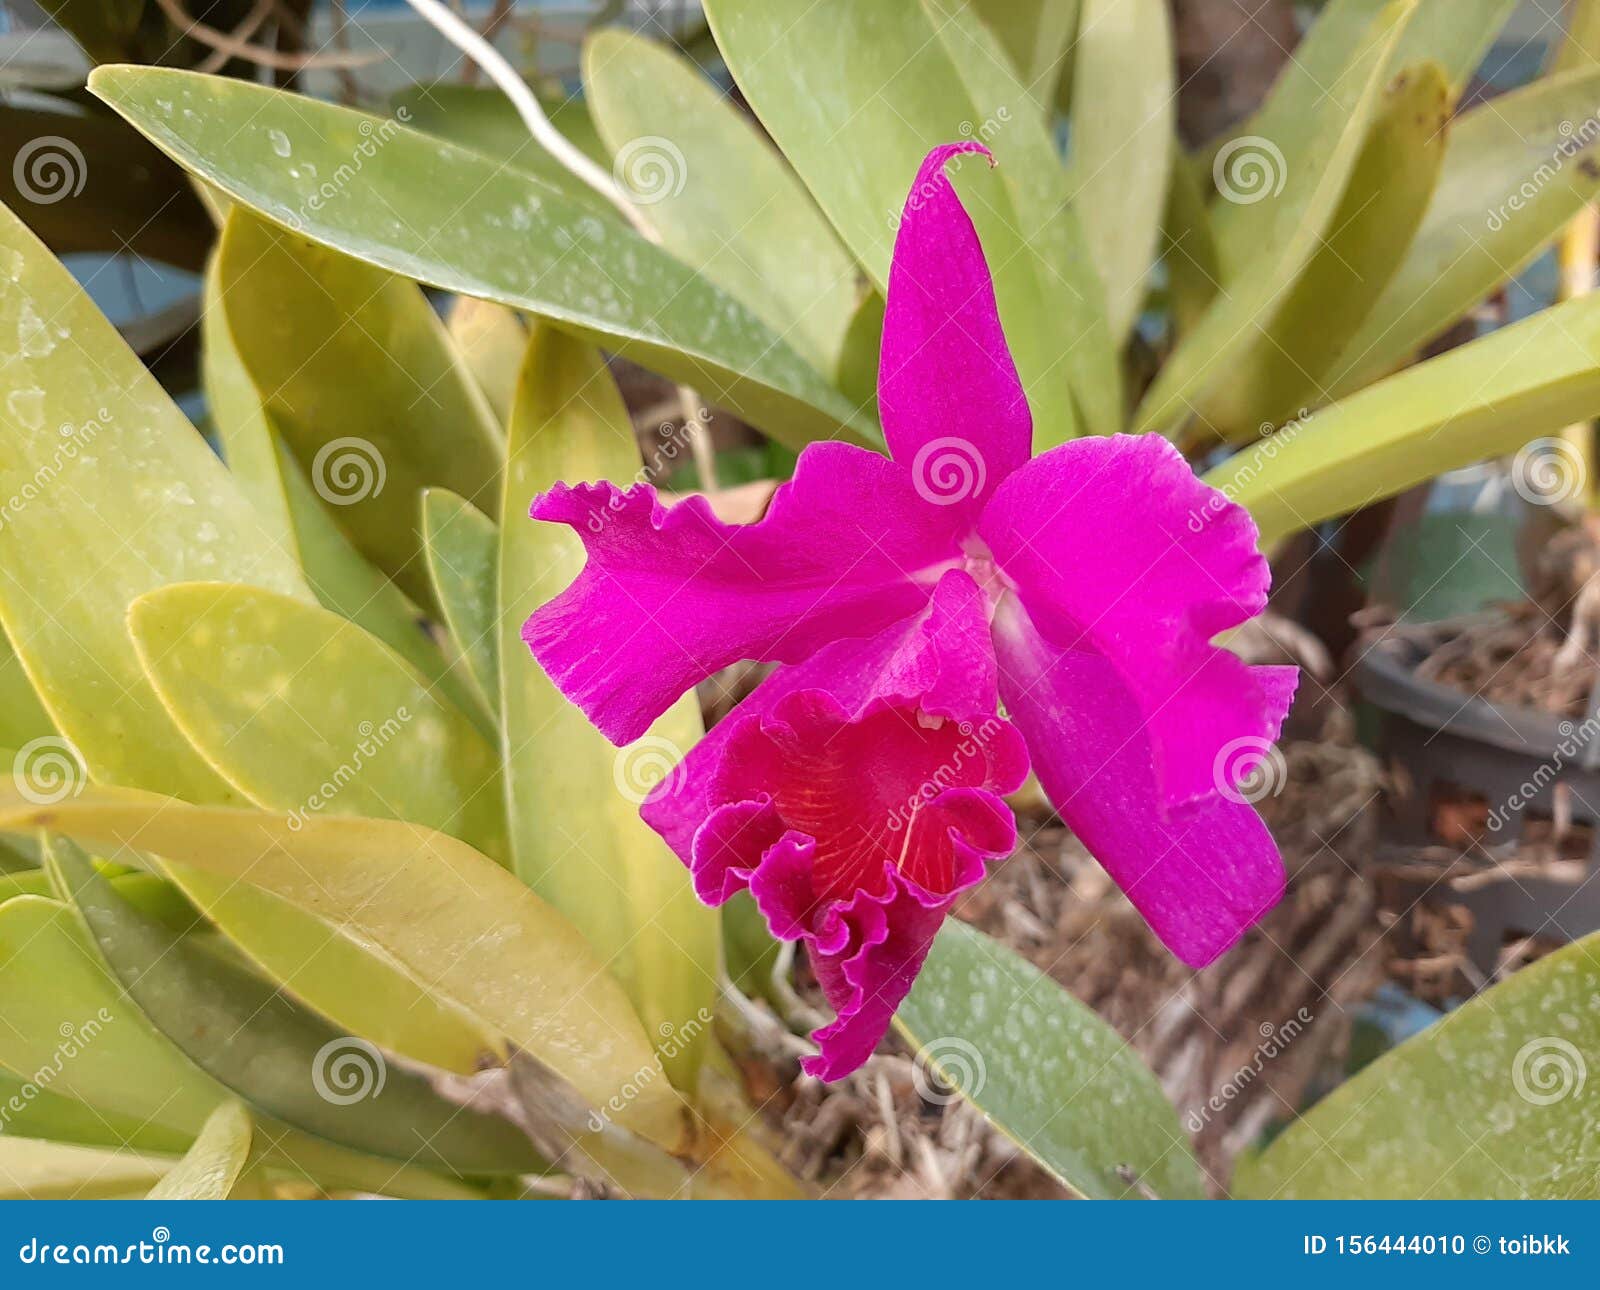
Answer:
(267, 129, 292, 159)
(17, 300, 54, 357)
(6, 387, 44, 430)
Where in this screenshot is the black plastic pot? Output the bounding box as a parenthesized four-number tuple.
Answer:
(1355, 633, 1600, 972)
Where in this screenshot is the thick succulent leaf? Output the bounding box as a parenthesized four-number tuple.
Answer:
(48, 837, 543, 1176)
(0, 102, 211, 271)
(1067, 0, 1175, 340)
(1209, 293, 1600, 546)
(703, 0, 1119, 442)
(0, 1071, 191, 1154)
(1134, 0, 1412, 434)
(145, 1101, 252, 1201)
(968, 0, 1079, 110)
(1385, 0, 1516, 93)
(90, 66, 875, 452)
(421, 489, 500, 718)
(0, 786, 688, 1150)
(0, 1138, 170, 1200)
(0, 896, 224, 1135)
(585, 28, 860, 381)
(129, 582, 508, 863)
(1161, 158, 1220, 339)
(0, 202, 490, 1076)
(501, 326, 717, 1090)
(0, 628, 56, 752)
(1553, 0, 1600, 73)
(448, 296, 527, 428)
(215, 209, 502, 610)
(203, 259, 474, 719)
(1195, 61, 1450, 439)
(1324, 65, 1600, 397)
(33, 0, 143, 62)
(1237, 932, 1600, 1198)
(897, 921, 1203, 1199)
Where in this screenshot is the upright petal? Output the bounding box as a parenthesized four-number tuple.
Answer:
(993, 596, 1284, 967)
(980, 433, 1294, 811)
(523, 441, 965, 745)
(880, 143, 1032, 519)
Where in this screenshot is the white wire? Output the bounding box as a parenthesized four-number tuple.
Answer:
(400, 0, 654, 238)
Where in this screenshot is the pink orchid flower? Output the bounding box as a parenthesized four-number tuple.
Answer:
(523, 141, 1297, 1081)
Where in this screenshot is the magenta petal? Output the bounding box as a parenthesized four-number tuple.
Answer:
(641, 569, 1024, 864)
(994, 596, 1285, 967)
(980, 433, 1295, 810)
(879, 143, 1031, 518)
(522, 440, 965, 745)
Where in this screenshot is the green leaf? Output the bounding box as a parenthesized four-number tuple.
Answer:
(897, 921, 1203, 1199)
(968, 0, 1079, 110)
(1194, 61, 1450, 439)
(1387, 0, 1516, 93)
(90, 65, 875, 452)
(128, 581, 507, 863)
(1160, 157, 1220, 339)
(1067, 0, 1175, 340)
(202, 256, 477, 722)
(1137, 0, 1413, 435)
(1237, 932, 1600, 1198)
(448, 296, 527, 428)
(421, 489, 500, 718)
(0, 896, 224, 1135)
(215, 209, 502, 610)
(501, 325, 717, 1091)
(392, 83, 615, 202)
(47, 837, 543, 1177)
(145, 1101, 252, 1200)
(584, 28, 861, 381)
(33, 0, 143, 64)
(0, 204, 491, 1077)
(703, 0, 1119, 442)
(1208, 293, 1600, 547)
(0, 1138, 170, 1200)
(0, 1071, 192, 1155)
(0, 787, 689, 1151)
(1324, 66, 1600, 397)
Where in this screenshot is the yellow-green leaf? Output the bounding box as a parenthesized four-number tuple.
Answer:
(1208, 293, 1600, 547)
(585, 28, 860, 380)
(1068, 0, 1175, 340)
(0, 1137, 170, 1200)
(421, 488, 500, 718)
(145, 1102, 252, 1200)
(501, 325, 717, 1091)
(129, 581, 507, 863)
(215, 209, 502, 610)
(448, 296, 527, 428)
(0, 786, 688, 1150)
